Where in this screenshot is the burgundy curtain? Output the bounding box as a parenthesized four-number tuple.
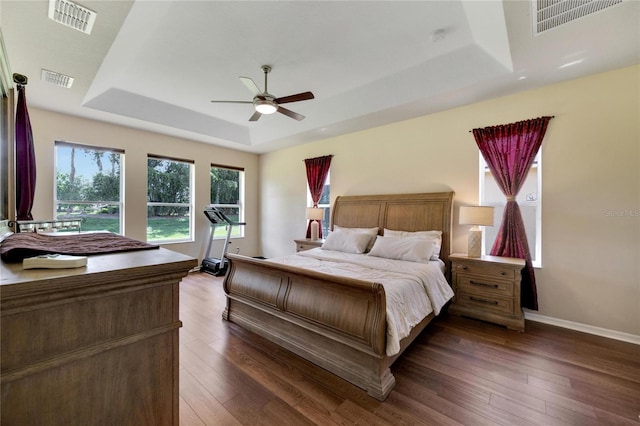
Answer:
(304, 155, 332, 238)
(15, 84, 36, 221)
(472, 116, 553, 310)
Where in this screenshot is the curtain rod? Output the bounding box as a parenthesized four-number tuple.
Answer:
(13, 73, 28, 85)
(468, 116, 555, 133)
(302, 154, 333, 161)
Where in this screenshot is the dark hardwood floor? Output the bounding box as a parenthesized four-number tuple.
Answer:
(178, 272, 640, 425)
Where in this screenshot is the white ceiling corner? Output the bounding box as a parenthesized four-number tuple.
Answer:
(462, 0, 513, 72)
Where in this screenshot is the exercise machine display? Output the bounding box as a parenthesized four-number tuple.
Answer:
(201, 206, 246, 276)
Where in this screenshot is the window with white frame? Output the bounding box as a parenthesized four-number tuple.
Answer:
(480, 151, 542, 266)
(55, 141, 124, 233)
(209, 164, 244, 238)
(308, 171, 330, 236)
(147, 155, 193, 243)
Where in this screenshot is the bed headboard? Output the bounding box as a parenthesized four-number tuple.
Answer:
(331, 192, 455, 279)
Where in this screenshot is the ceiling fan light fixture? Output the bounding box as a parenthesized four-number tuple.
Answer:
(254, 99, 277, 114)
(211, 65, 313, 121)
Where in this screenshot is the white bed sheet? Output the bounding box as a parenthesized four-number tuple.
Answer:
(266, 248, 454, 356)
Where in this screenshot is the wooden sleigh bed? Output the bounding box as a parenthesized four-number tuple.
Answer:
(222, 192, 454, 400)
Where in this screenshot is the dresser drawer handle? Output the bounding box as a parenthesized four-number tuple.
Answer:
(469, 296, 499, 305)
(469, 280, 498, 289)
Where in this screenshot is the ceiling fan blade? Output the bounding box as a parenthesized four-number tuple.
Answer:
(277, 106, 305, 121)
(275, 91, 314, 104)
(240, 77, 262, 96)
(210, 100, 253, 104)
(249, 110, 262, 121)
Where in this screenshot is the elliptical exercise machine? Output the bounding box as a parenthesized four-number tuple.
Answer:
(201, 206, 246, 276)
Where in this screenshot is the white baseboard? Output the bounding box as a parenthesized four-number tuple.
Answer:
(524, 311, 640, 345)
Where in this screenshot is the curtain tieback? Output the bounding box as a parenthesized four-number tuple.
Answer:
(506, 196, 516, 201)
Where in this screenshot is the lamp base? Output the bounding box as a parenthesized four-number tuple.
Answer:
(310, 221, 319, 241)
(467, 227, 482, 258)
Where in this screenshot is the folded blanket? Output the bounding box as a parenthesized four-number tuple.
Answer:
(0, 232, 158, 263)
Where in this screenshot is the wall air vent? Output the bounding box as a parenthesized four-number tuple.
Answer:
(41, 69, 74, 88)
(48, 0, 96, 35)
(533, 0, 623, 35)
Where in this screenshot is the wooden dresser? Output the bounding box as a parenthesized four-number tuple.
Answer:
(0, 248, 197, 425)
(449, 254, 526, 332)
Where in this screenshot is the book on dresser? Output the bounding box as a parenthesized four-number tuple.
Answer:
(23, 254, 88, 269)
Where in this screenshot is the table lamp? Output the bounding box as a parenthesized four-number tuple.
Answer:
(306, 207, 325, 241)
(459, 206, 494, 258)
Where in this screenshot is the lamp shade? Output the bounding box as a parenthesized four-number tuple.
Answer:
(306, 207, 324, 221)
(459, 206, 494, 226)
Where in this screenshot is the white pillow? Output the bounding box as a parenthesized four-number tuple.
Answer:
(321, 231, 372, 254)
(367, 236, 434, 263)
(333, 225, 379, 251)
(383, 229, 442, 260)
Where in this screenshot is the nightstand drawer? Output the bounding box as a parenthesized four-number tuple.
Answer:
(457, 276, 512, 297)
(453, 261, 517, 279)
(457, 292, 514, 315)
(297, 242, 315, 251)
(294, 239, 324, 252)
(450, 254, 525, 331)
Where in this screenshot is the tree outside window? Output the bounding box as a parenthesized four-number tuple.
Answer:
(209, 164, 244, 238)
(147, 155, 193, 242)
(55, 142, 123, 233)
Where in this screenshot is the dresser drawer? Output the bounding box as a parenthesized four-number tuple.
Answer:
(453, 261, 517, 279)
(456, 292, 514, 315)
(457, 275, 513, 297)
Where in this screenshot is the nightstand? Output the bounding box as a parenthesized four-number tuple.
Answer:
(449, 254, 526, 332)
(294, 238, 324, 252)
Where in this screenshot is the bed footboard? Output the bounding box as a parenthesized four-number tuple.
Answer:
(222, 253, 395, 400)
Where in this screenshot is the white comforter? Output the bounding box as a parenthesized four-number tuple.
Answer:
(266, 248, 454, 356)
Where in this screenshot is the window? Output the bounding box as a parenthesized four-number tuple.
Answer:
(308, 171, 330, 236)
(209, 164, 244, 238)
(147, 155, 193, 243)
(480, 151, 542, 266)
(55, 142, 124, 233)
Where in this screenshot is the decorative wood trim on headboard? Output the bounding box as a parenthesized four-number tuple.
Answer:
(331, 192, 455, 280)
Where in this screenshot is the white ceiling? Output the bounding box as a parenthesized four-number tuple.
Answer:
(1, 0, 638, 153)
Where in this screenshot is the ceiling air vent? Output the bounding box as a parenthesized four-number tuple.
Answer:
(48, 0, 96, 35)
(41, 69, 74, 88)
(533, 0, 623, 35)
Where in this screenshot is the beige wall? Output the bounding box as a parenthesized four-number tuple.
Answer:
(260, 65, 640, 336)
(28, 108, 260, 261)
(20, 66, 640, 336)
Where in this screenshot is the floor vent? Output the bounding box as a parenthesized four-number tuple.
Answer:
(534, 0, 623, 35)
(48, 0, 96, 35)
(41, 69, 74, 88)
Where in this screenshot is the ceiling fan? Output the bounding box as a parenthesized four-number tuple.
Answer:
(210, 65, 314, 121)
